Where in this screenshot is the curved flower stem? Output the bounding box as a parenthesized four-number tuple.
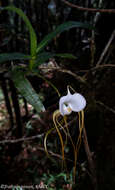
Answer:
(63, 116, 76, 156)
(44, 111, 71, 164)
(56, 116, 68, 148)
(73, 111, 84, 183)
(53, 110, 66, 169)
(63, 115, 76, 182)
(63, 116, 75, 150)
(44, 127, 55, 157)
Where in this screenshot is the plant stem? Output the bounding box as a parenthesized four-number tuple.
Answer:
(83, 126, 98, 190)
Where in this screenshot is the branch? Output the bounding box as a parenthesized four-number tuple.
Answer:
(0, 133, 45, 144)
(39, 66, 86, 84)
(58, 68, 86, 84)
(96, 101, 115, 114)
(91, 64, 115, 71)
(83, 64, 115, 80)
(96, 30, 115, 66)
(0, 117, 77, 144)
(35, 146, 73, 163)
(62, 0, 115, 13)
(83, 127, 98, 190)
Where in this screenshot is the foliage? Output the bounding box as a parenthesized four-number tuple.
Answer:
(11, 68, 45, 113)
(0, 53, 31, 63)
(0, 5, 93, 113)
(1, 1, 114, 189)
(40, 171, 73, 190)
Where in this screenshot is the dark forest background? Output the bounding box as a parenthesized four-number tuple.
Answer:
(0, 0, 115, 189)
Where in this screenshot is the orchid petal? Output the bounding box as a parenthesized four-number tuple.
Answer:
(68, 93, 86, 112)
(59, 94, 71, 116)
(59, 88, 86, 116)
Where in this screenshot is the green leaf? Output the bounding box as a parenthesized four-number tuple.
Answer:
(57, 173, 67, 181)
(35, 52, 76, 66)
(11, 68, 45, 113)
(36, 52, 54, 65)
(54, 53, 76, 59)
(36, 21, 94, 53)
(1, 6, 37, 56)
(0, 53, 31, 63)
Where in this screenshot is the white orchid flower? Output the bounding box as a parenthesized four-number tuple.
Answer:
(45, 86, 86, 179)
(59, 88, 86, 116)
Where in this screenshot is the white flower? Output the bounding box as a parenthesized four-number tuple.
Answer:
(59, 88, 86, 116)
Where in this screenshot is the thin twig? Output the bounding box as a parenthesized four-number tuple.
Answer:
(96, 101, 115, 114)
(59, 68, 86, 84)
(0, 117, 77, 144)
(83, 127, 98, 190)
(35, 146, 73, 163)
(83, 64, 115, 80)
(62, 0, 115, 13)
(91, 64, 115, 70)
(0, 133, 45, 144)
(61, 64, 115, 74)
(39, 66, 86, 84)
(96, 30, 115, 66)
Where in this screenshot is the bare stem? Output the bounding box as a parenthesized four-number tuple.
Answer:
(96, 30, 115, 66)
(83, 126, 98, 190)
(62, 0, 115, 13)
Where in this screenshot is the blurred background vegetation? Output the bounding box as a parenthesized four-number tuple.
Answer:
(0, 0, 115, 189)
